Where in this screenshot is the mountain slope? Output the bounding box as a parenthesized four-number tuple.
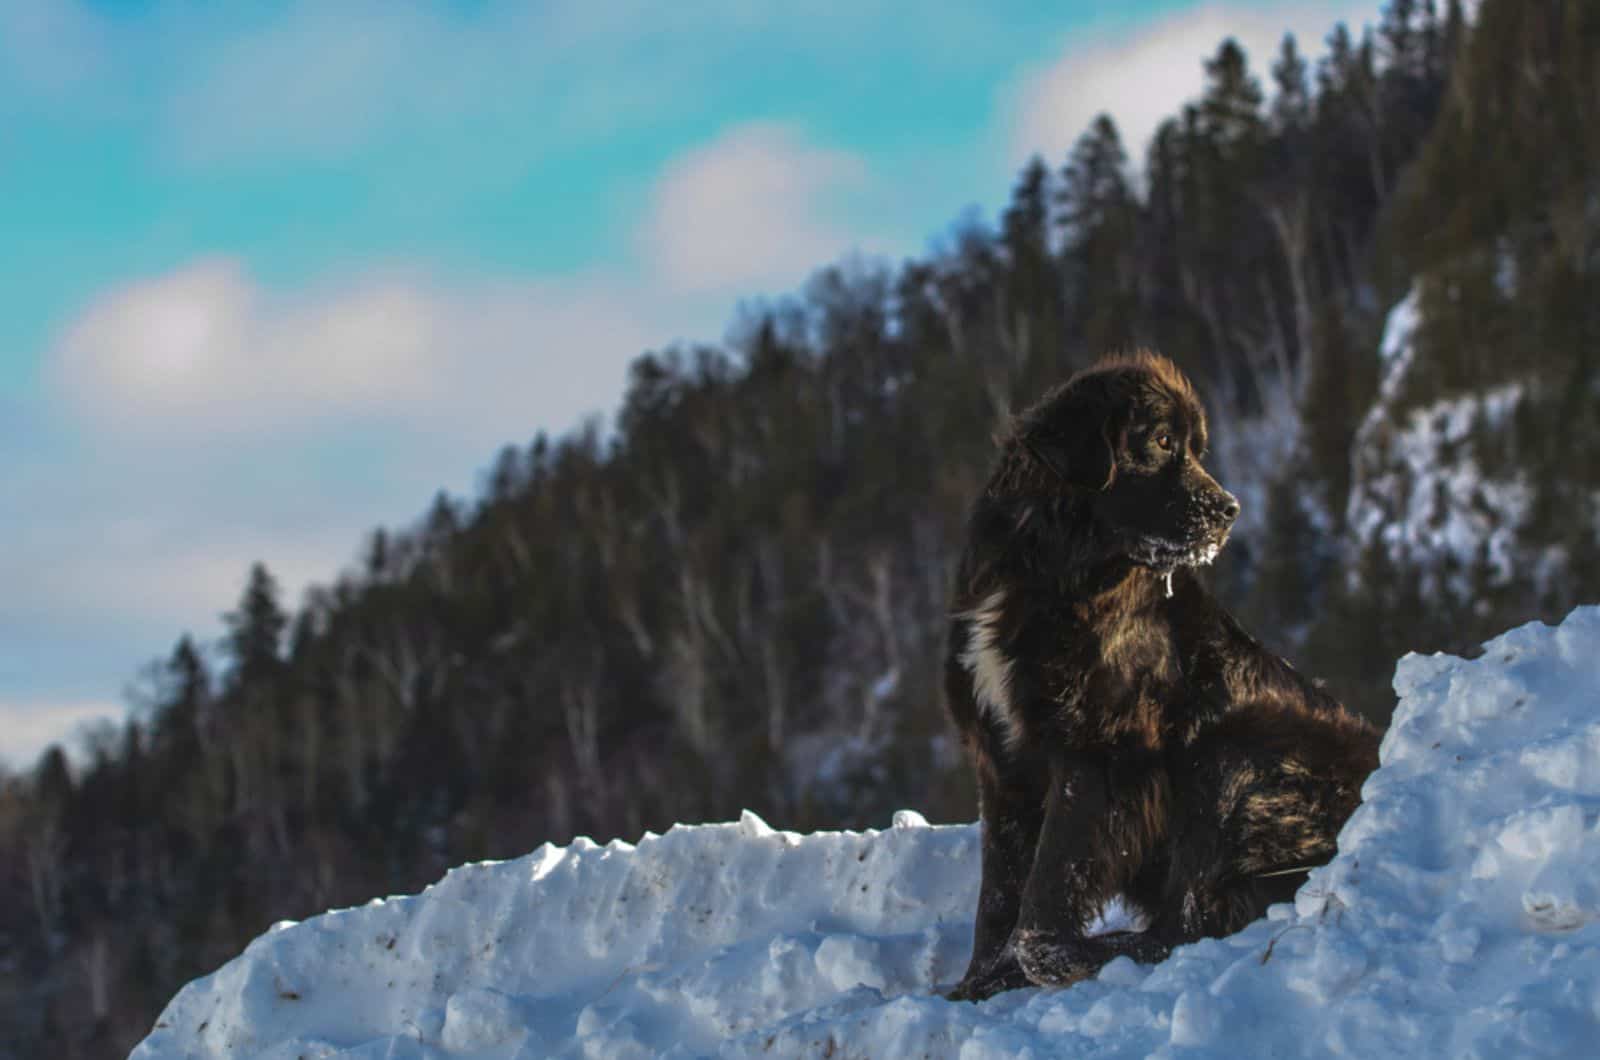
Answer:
(135, 607, 1600, 1058)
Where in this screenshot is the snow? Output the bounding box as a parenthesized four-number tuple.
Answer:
(1347, 286, 1536, 602)
(134, 607, 1600, 1059)
(1376, 285, 1421, 401)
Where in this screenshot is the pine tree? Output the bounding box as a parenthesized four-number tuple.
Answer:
(222, 563, 287, 691)
(152, 635, 210, 756)
(1200, 38, 1265, 156)
(999, 156, 1067, 388)
(1001, 155, 1051, 261)
(1270, 34, 1311, 134)
(1380, 0, 1421, 76)
(1320, 23, 1356, 97)
(363, 529, 390, 581)
(33, 745, 73, 808)
(484, 445, 524, 504)
(1056, 114, 1133, 247)
(1057, 114, 1138, 353)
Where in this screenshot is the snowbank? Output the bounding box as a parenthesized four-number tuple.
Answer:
(135, 608, 1600, 1058)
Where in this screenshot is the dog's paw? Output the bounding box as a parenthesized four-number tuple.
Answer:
(1013, 930, 1101, 988)
(1014, 929, 1169, 988)
(945, 955, 1032, 1002)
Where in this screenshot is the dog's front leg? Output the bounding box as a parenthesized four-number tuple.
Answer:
(946, 753, 1043, 1001)
(1011, 754, 1170, 987)
(1006, 752, 1114, 986)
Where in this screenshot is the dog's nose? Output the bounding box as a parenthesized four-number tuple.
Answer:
(1218, 491, 1240, 522)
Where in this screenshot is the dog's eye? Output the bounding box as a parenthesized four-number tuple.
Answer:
(1155, 433, 1173, 452)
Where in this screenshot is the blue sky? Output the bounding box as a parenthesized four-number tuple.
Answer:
(0, 0, 1375, 768)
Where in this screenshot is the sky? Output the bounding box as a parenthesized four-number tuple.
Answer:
(0, 0, 1377, 771)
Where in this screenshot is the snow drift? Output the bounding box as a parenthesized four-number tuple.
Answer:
(135, 607, 1600, 1058)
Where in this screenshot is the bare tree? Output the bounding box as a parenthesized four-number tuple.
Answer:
(25, 814, 67, 948)
(77, 929, 115, 1027)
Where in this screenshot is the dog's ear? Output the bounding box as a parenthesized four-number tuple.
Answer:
(1019, 385, 1116, 491)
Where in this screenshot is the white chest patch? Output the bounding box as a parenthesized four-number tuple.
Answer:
(958, 589, 1023, 750)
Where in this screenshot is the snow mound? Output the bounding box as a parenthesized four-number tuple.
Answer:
(135, 608, 1600, 1058)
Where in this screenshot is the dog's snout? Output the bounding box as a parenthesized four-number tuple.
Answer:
(1195, 486, 1239, 530)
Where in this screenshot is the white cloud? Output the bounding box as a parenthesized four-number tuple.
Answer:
(641, 122, 875, 295)
(51, 259, 430, 430)
(48, 258, 666, 446)
(0, 700, 122, 771)
(1006, 2, 1377, 169)
(34, 258, 688, 668)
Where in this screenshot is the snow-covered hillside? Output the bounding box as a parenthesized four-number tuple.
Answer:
(134, 607, 1600, 1059)
(1345, 286, 1541, 604)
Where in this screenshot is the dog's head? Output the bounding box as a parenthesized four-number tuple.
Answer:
(1005, 351, 1239, 572)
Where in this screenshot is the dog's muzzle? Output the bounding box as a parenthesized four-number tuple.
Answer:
(1135, 487, 1240, 572)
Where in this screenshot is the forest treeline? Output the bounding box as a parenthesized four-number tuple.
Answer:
(6, 1, 1599, 1055)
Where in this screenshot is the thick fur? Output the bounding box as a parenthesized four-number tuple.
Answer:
(945, 352, 1379, 1000)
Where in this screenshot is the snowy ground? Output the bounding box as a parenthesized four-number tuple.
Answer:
(134, 608, 1600, 1058)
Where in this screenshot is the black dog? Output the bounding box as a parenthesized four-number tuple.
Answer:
(945, 351, 1379, 1001)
